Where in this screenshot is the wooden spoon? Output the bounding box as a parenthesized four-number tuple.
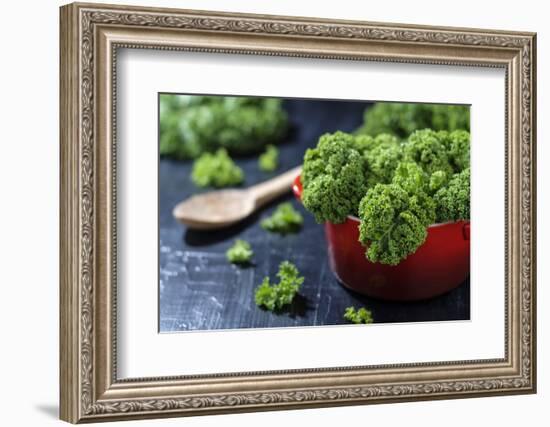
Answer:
(173, 165, 302, 230)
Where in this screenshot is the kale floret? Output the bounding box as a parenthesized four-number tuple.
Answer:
(356, 102, 470, 138)
(343, 307, 374, 324)
(261, 202, 303, 234)
(159, 95, 288, 159)
(357, 157, 467, 265)
(301, 131, 367, 223)
(352, 134, 377, 154)
(392, 161, 429, 194)
(403, 129, 454, 176)
(431, 105, 471, 133)
(255, 261, 304, 311)
(434, 167, 470, 222)
(191, 148, 244, 188)
(438, 129, 471, 172)
(429, 170, 449, 193)
(226, 239, 254, 264)
(214, 98, 288, 154)
(363, 135, 403, 187)
(357, 178, 435, 265)
(258, 144, 279, 172)
(159, 95, 202, 159)
(299, 118, 469, 265)
(393, 161, 450, 195)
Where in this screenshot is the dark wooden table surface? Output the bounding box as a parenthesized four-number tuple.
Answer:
(159, 99, 470, 332)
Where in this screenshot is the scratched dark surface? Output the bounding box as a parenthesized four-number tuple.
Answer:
(159, 98, 470, 332)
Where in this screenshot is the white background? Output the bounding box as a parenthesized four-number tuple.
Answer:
(0, 0, 546, 426)
(118, 49, 505, 377)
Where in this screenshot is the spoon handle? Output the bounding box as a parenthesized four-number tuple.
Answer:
(249, 165, 302, 208)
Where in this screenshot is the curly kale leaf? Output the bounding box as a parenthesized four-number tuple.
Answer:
(191, 149, 244, 188)
(353, 134, 406, 188)
(159, 95, 288, 159)
(356, 102, 470, 138)
(358, 182, 435, 265)
(352, 134, 377, 154)
(403, 129, 454, 176)
(343, 307, 374, 324)
(353, 133, 399, 154)
(261, 202, 303, 234)
(429, 170, 448, 194)
(392, 161, 428, 194)
(364, 136, 403, 187)
(434, 167, 470, 222)
(217, 98, 288, 154)
(393, 161, 449, 196)
(438, 129, 470, 172)
(356, 103, 433, 138)
(431, 105, 471, 133)
(258, 144, 279, 172)
(226, 239, 254, 264)
(301, 131, 367, 224)
(255, 261, 304, 311)
(159, 95, 200, 159)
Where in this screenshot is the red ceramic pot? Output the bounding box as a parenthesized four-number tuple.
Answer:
(293, 175, 470, 301)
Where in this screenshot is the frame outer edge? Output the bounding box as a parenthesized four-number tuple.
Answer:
(68, 1, 537, 37)
(529, 33, 537, 393)
(60, 3, 81, 424)
(59, 2, 537, 422)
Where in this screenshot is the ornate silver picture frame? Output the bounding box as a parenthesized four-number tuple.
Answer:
(60, 2, 536, 423)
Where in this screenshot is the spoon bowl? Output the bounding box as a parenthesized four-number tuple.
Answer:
(173, 189, 255, 230)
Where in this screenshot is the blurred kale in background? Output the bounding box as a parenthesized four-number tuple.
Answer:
(159, 95, 289, 159)
(356, 102, 470, 138)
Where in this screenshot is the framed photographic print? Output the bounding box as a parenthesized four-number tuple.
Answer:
(60, 2, 537, 423)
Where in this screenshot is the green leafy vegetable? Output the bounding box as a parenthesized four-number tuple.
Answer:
(160, 95, 288, 159)
(191, 148, 244, 188)
(343, 307, 374, 324)
(301, 131, 367, 223)
(403, 129, 454, 176)
(258, 144, 279, 172)
(255, 261, 304, 311)
(261, 202, 303, 234)
(299, 104, 471, 265)
(429, 170, 449, 193)
(438, 129, 471, 172)
(392, 161, 429, 194)
(226, 239, 254, 264)
(356, 103, 470, 138)
(357, 182, 435, 265)
(431, 105, 470, 133)
(363, 135, 403, 187)
(434, 167, 470, 222)
(300, 129, 470, 265)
